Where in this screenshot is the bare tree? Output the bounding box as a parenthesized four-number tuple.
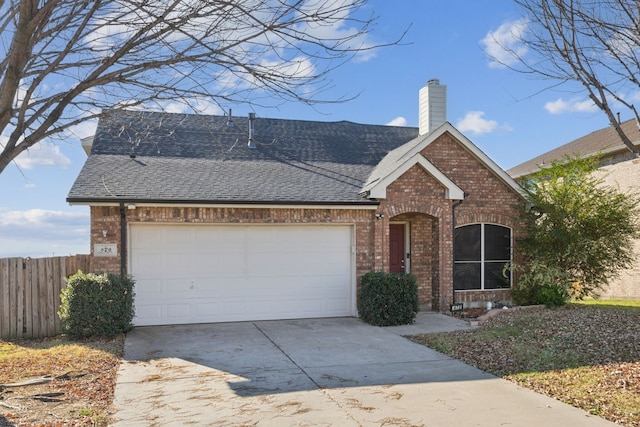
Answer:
(495, 0, 640, 154)
(0, 0, 399, 174)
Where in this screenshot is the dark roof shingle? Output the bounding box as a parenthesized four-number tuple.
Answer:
(68, 110, 419, 204)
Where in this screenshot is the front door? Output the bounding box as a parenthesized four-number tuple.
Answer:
(389, 223, 406, 273)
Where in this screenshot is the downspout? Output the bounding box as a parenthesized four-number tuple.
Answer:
(119, 203, 127, 276)
(451, 193, 467, 308)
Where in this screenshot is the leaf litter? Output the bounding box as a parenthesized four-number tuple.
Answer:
(410, 304, 640, 427)
(0, 334, 124, 426)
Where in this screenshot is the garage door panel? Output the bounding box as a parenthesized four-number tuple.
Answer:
(133, 252, 163, 272)
(130, 224, 353, 326)
(166, 303, 190, 318)
(132, 227, 163, 247)
(135, 303, 162, 324)
(135, 278, 163, 296)
(194, 302, 220, 317)
(192, 278, 219, 293)
(165, 253, 192, 271)
(166, 278, 191, 294)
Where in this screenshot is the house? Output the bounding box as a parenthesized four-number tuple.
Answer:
(508, 119, 640, 299)
(68, 79, 526, 326)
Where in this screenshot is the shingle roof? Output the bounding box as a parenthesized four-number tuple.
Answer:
(67, 110, 419, 205)
(508, 119, 640, 178)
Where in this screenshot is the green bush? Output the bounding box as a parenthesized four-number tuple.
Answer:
(534, 284, 569, 307)
(512, 260, 570, 307)
(59, 271, 135, 338)
(358, 272, 418, 326)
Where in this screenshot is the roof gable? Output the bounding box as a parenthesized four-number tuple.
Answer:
(363, 154, 464, 200)
(362, 122, 525, 200)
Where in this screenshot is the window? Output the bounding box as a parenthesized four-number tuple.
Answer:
(454, 224, 511, 291)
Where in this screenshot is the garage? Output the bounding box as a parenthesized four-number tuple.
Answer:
(129, 224, 355, 326)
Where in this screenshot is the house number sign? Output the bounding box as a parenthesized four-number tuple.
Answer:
(94, 243, 117, 257)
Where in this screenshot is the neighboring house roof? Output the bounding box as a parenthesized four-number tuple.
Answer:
(68, 110, 419, 205)
(508, 119, 640, 178)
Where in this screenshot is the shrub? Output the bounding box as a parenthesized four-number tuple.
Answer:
(512, 260, 569, 307)
(534, 284, 569, 307)
(59, 271, 135, 338)
(519, 155, 640, 299)
(358, 272, 418, 326)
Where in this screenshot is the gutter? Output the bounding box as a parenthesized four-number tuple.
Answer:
(66, 198, 381, 209)
(451, 193, 467, 309)
(119, 203, 126, 276)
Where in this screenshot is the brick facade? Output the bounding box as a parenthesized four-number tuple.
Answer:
(89, 131, 525, 312)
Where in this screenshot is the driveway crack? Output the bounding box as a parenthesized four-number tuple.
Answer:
(252, 322, 364, 427)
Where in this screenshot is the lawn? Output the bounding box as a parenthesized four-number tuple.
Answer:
(0, 335, 124, 426)
(410, 301, 640, 427)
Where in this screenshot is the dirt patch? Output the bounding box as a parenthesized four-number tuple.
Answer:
(1, 335, 124, 427)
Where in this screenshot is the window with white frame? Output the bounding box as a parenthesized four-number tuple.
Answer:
(454, 224, 512, 291)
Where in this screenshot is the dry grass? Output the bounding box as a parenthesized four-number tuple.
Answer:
(0, 335, 124, 427)
(410, 302, 640, 427)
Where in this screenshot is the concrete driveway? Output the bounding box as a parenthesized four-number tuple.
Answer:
(110, 313, 615, 427)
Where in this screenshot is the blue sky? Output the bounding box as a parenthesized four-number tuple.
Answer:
(0, 0, 629, 258)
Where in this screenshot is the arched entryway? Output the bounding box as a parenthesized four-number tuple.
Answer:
(388, 212, 440, 310)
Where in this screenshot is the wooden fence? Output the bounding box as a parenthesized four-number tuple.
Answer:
(0, 255, 92, 340)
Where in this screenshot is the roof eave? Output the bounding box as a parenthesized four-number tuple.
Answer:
(66, 197, 380, 209)
(510, 140, 640, 179)
(365, 154, 465, 200)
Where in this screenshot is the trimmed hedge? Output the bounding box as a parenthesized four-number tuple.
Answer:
(358, 272, 418, 326)
(59, 271, 135, 338)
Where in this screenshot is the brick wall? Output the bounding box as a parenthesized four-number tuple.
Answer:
(88, 130, 526, 312)
(377, 163, 452, 309)
(369, 131, 524, 309)
(91, 206, 122, 273)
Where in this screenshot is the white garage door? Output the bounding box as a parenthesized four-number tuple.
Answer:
(129, 224, 354, 326)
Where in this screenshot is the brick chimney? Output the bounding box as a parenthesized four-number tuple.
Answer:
(419, 79, 447, 136)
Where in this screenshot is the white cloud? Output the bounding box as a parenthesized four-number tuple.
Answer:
(296, 0, 377, 63)
(482, 18, 529, 68)
(627, 91, 640, 103)
(544, 97, 598, 114)
(140, 97, 224, 115)
(456, 111, 509, 135)
(0, 208, 89, 257)
(386, 116, 407, 127)
(67, 120, 98, 140)
(13, 142, 71, 170)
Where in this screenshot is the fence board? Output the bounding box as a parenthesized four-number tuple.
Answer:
(54, 257, 65, 334)
(0, 255, 92, 340)
(16, 258, 24, 338)
(38, 258, 47, 338)
(1, 259, 9, 338)
(24, 259, 34, 338)
(8, 258, 18, 339)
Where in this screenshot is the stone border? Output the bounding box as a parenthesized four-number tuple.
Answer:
(473, 304, 546, 325)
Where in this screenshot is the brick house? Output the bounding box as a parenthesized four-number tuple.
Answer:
(68, 80, 526, 326)
(509, 119, 640, 299)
